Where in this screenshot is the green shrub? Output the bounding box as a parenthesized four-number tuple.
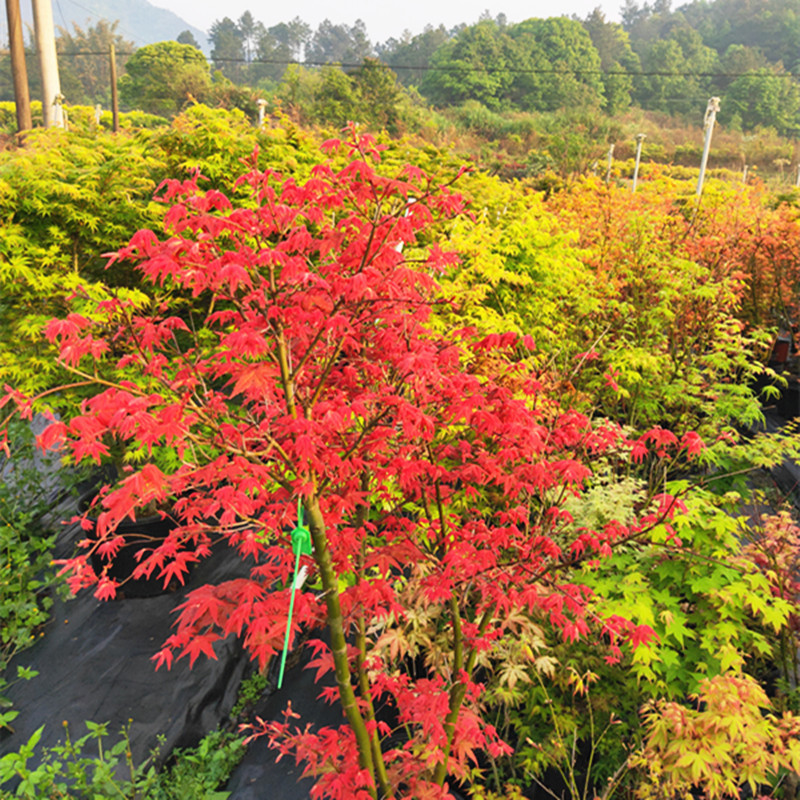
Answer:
(0, 723, 245, 799)
(0, 421, 75, 726)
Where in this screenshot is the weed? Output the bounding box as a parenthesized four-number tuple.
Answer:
(0, 722, 245, 799)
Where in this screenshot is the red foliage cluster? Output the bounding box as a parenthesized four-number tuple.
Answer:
(2, 132, 687, 798)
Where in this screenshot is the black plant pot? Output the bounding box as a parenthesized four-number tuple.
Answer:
(89, 513, 179, 598)
(777, 377, 800, 421)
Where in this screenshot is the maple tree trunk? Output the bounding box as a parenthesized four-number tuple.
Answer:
(305, 495, 380, 798)
(270, 301, 385, 791)
(432, 594, 468, 788)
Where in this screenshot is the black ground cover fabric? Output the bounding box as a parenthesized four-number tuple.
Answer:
(224, 641, 467, 800)
(0, 426, 478, 798)
(0, 505, 382, 799)
(225, 643, 343, 799)
(0, 526, 251, 774)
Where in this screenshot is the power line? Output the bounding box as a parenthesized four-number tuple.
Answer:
(16, 49, 800, 82)
(2, 43, 798, 83)
(54, 0, 69, 34)
(55, 0, 150, 47)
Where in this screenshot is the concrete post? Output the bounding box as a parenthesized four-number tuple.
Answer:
(696, 97, 720, 198)
(56, 93, 68, 129)
(605, 143, 614, 185)
(31, 0, 63, 127)
(632, 133, 645, 192)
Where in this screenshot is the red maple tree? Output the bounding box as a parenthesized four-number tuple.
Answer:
(3, 132, 675, 799)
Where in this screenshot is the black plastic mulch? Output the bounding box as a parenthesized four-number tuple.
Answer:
(0, 527, 251, 772)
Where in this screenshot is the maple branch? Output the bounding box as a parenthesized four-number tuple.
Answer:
(275, 327, 298, 419)
(357, 203, 382, 274)
(317, 407, 394, 496)
(306, 336, 345, 413)
(450, 593, 464, 676)
(303, 291, 388, 414)
(263, 257, 299, 421)
(461, 483, 697, 597)
(354, 612, 392, 798)
(289, 299, 345, 383)
(426, 443, 449, 555)
(418, 485, 434, 527)
(0, 379, 98, 437)
(54, 354, 296, 496)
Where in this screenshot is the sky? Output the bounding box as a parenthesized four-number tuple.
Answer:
(146, 0, 622, 45)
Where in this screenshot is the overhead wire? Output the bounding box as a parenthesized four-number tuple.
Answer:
(7, 48, 800, 83)
(27, 0, 161, 48)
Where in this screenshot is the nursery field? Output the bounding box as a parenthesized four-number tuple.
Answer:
(1, 107, 800, 799)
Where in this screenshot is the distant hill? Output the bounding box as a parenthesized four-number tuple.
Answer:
(1, 0, 208, 52)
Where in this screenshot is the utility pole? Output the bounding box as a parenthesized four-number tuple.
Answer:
(109, 44, 119, 133)
(5, 0, 32, 131)
(632, 133, 645, 192)
(31, 0, 62, 127)
(696, 97, 720, 198)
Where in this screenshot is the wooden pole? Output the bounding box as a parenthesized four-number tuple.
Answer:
(109, 43, 119, 133)
(5, 0, 32, 131)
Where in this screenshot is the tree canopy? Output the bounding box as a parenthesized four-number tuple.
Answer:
(189, 0, 800, 131)
(119, 41, 210, 116)
(56, 20, 135, 106)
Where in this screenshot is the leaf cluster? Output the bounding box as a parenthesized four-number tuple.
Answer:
(9, 126, 686, 799)
(0, 420, 75, 727)
(5, 111, 800, 800)
(0, 722, 244, 799)
(635, 673, 800, 800)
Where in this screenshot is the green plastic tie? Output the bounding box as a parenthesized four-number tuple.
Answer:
(277, 499, 312, 689)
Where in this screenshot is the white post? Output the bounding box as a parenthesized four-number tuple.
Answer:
(31, 0, 63, 128)
(256, 98, 267, 126)
(632, 134, 645, 192)
(605, 143, 614, 185)
(696, 97, 720, 198)
(57, 95, 68, 130)
(743, 164, 748, 184)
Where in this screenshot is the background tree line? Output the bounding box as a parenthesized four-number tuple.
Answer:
(379, 1, 800, 135)
(199, 0, 800, 135)
(3, 0, 800, 135)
